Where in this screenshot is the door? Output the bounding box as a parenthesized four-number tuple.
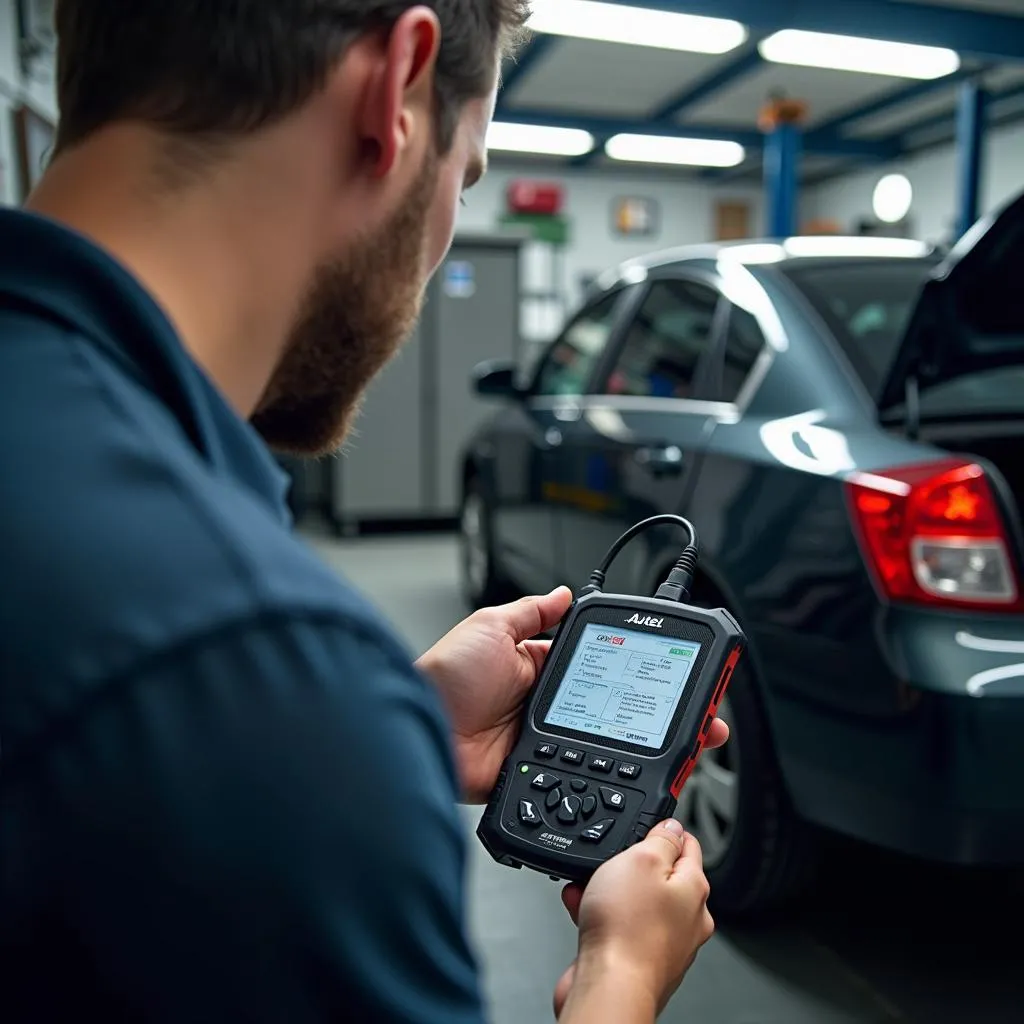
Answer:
(545, 273, 728, 592)
(490, 288, 634, 594)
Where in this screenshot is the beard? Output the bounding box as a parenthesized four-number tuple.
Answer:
(251, 151, 439, 457)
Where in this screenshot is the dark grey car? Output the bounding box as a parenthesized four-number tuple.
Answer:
(458, 192, 1024, 916)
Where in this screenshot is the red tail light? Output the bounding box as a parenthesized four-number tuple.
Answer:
(846, 459, 1023, 612)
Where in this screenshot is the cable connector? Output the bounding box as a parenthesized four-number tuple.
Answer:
(576, 569, 606, 600)
(654, 546, 698, 603)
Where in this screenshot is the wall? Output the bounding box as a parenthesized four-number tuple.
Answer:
(456, 161, 762, 343)
(0, 0, 58, 204)
(804, 121, 1024, 247)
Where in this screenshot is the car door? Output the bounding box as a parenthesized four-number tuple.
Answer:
(489, 286, 636, 594)
(545, 269, 730, 592)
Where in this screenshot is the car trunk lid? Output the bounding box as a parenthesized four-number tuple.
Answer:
(878, 188, 1024, 413)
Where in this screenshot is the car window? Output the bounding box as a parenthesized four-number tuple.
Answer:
(533, 291, 624, 397)
(720, 304, 766, 402)
(781, 260, 935, 397)
(599, 278, 720, 399)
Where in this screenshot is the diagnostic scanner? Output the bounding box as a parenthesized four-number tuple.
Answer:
(477, 515, 745, 883)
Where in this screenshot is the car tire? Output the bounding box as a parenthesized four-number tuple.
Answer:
(459, 478, 512, 609)
(674, 631, 817, 918)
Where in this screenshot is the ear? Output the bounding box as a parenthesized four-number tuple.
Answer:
(357, 6, 441, 179)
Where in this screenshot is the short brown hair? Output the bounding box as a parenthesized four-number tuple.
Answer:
(53, 1, 529, 157)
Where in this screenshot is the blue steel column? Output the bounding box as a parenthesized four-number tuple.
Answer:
(955, 80, 988, 239)
(760, 98, 805, 238)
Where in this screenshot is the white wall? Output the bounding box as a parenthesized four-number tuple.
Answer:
(457, 160, 762, 341)
(0, 0, 58, 204)
(804, 120, 1024, 247)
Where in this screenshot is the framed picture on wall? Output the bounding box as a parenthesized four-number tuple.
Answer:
(611, 196, 660, 238)
(12, 104, 55, 200)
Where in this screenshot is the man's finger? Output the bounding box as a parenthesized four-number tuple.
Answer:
(704, 717, 729, 751)
(561, 882, 583, 925)
(519, 639, 552, 675)
(499, 587, 573, 643)
(679, 829, 704, 873)
(641, 818, 686, 867)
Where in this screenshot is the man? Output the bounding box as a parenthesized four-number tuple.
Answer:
(0, 3, 726, 1021)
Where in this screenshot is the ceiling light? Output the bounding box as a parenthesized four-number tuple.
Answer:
(605, 134, 745, 167)
(783, 237, 931, 259)
(759, 30, 960, 80)
(873, 173, 914, 223)
(527, 0, 747, 54)
(486, 121, 594, 157)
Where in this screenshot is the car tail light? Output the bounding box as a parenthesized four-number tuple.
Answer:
(846, 459, 1023, 612)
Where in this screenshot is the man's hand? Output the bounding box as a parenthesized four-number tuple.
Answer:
(416, 588, 572, 803)
(554, 821, 714, 1024)
(416, 591, 730, 803)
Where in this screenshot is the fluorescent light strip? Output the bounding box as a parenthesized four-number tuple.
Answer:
(486, 122, 594, 157)
(527, 0, 747, 54)
(759, 29, 960, 80)
(605, 134, 745, 167)
(782, 237, 932, 259)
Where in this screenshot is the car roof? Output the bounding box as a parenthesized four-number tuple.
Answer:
(594, 236, 939, 290)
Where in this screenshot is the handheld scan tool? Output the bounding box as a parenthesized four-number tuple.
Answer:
(477, 515, 744, 882)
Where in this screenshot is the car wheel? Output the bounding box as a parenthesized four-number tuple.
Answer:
(674, 646, 817, 917)
(459, 480, 511, 609)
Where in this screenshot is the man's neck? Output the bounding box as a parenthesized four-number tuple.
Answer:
(26, 128, 317, 419)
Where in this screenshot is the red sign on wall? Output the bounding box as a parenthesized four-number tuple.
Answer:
(506, 180, 564, 216)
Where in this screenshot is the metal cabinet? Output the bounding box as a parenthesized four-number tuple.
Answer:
(328, 234, 522, 530)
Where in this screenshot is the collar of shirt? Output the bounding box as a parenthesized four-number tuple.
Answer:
(0, 207, 291, 520)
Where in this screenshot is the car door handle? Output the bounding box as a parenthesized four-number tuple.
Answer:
(634, 445, 684, 477)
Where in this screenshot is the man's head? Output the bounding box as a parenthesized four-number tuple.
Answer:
(52, 1, 528, 454)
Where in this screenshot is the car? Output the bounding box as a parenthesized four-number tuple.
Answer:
(457, 191, 1024, 917)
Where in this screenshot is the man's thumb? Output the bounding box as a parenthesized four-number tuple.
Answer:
(502, 587, 573, 641)
(642, 818, 686, 865)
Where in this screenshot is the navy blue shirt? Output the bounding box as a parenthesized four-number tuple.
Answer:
(0, 209, 484, 1023)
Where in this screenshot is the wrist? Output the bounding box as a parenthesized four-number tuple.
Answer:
(560, 943, 658, 1023)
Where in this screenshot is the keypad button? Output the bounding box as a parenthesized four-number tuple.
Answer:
(580, 818, 615, 842)
(581, 795, 598, 820)
(530, 772, 561, 792)
(556, 794, 582, 825)
(599, 786, 626, 811)
(561, 749, 584, 766)
(570, 779, 588, 793)
(588, 755, 614, 773)
(618, 763, 641, 780)
(535, 742, 558, 759)
(518, 799, 542, 827)
(545, 787, 563, 811)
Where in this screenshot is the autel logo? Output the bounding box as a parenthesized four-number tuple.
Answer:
(627, 614, 664, 628)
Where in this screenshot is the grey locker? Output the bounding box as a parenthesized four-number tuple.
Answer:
(330, 233, 521, 528)
(333, 324, 425, 518)
(429, 239, 521, 514)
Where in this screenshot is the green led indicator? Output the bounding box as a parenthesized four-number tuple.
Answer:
(520, 764, 530, 773)
(669, 647, 692, 657)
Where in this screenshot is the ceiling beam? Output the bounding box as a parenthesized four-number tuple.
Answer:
(896, 78, 1024, 151)
(591, 0, 1024, 63)
(570, 44, 765, 169)
(498, 35, 558, 98)
(650, 42, 764, 121)
(808, 66, 981, 140)
(497, 108, 901, 159)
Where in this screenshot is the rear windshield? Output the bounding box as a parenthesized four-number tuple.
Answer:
(781, 259, 935, 397)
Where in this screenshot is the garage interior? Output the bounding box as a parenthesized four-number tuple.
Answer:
(4, 0, 1024, 1021)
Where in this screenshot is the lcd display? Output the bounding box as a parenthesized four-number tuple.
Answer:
(543, 623, 702, 751)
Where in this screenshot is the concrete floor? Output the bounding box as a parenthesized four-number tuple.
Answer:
(308, 530, 1024, 1024)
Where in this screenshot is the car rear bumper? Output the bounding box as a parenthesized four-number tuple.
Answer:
(775, 608, 1024, 865)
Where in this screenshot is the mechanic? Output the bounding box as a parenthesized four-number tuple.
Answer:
(0, 3, 727, 1022)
